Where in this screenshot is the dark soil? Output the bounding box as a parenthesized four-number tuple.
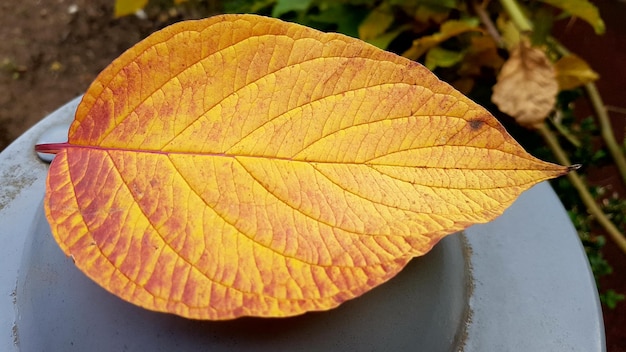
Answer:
(0, 0, 155, 148)
(1, 0, 624, 350)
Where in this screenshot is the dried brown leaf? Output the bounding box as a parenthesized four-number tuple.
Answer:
(492, 39, 558, 128)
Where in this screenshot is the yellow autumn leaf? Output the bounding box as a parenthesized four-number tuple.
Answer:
(114, 0, 148, 18)
(459, 36, 504, 76)
(413, 4, 451, 24)
(358, 3, 394, 41)
(496, 16, 521, 50)
(539, 0, 605, 35)
(403, 18, 482, 60)
(492, 39, 558, 128)
(37, 14, 567, 320)
(554, 54, 599, 91)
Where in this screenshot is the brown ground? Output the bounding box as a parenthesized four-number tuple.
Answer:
(1, 0, 624, 350)
(0, 0, 157, 148)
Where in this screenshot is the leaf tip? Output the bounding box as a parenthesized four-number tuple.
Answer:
(568, 164, 582, 172)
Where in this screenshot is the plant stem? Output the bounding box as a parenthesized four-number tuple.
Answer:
(551, 121, 580, 148)
(538, 123, 626, 254)
(472, 0, 504, 47)
(585, 83, 626, 186)
(606, 105, 626, 115)
(547, 36, 626, 186)
(498, 0, 532, 31)
(550, 110, 582, 148)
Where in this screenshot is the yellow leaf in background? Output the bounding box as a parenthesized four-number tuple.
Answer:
(403, 18, 482, 60)
(459, 36, 504, 76)
(496, 16, 521, 50)
(425, 47, 464, 70)
(539, 0, 605, 35)
(37, 14, 567, 320)
(114, 0, 148, 18)
(49, 61, 64, 72)
(358, 3, 394, 41)
(555, 54, 599, 91)
(492, 39, 558, 128)
(413, 4, 451, 24)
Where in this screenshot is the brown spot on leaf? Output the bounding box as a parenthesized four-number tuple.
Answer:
(468, 119, 485, 131)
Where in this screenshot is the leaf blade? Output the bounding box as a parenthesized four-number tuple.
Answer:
(554, 54, 599, 90)
(44, 14, 567, 320)
(539, 0, 605, 35)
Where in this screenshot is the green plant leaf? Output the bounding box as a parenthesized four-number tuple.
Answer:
(425, 47, 464, 70)
(530, 7, 554, 46)
(600, 290, 625, 309)
(223, 0, 276, 13)
(307, 3, 369, 38)
(539, 0, 605, 34)
(272, 0, 312, 17)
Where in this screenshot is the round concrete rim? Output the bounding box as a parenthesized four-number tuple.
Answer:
(0, 96, 605, 351)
